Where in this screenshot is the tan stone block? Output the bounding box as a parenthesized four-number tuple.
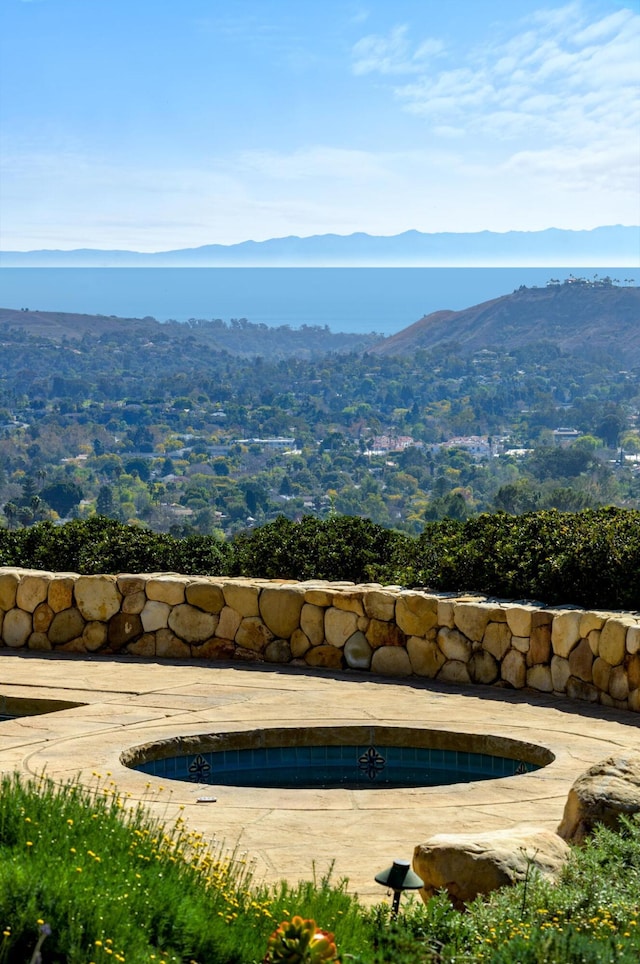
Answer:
(300, 604, 325, 646)
(407, 636, 445, 678)
(290, 629, 311, 658)
(453, 603, 491, 642)
(259, 587, 304, 638)
(82, 621, 108, 652)
(33, 602, 54, 634)
(629, 689, 640, 713)
(344, 631, 372, 669)
(156, 629, 190, 659)
(592, 657, 612, 693)
(127, 634, 157, 657)
(599, 618, 627, 666)
(568, 638, 594, 683)
(214, 606, 241, 641)
(551, 655, 571, 692)
(28, 632, 52, 651)
(186, 581, 225, 613)
(326, 607, 358, 649)
(526, 665, 553, 692)
(357, 615, 369, 632)
(303, 588, 334, 607)
(75, 575, 121, 621)
(49, 608, 85, 645)
(228, 645, 258, 662)
(141, 600, 171, 632)
(437, 627, 471, 662)
(395, 592, 438, 636)
(2, 609, 32, 647)
(551, 611, 582, 657)
(235, 616, 273, 653)
(16, 574, 51, 613)
(528, 620, 552, 665)
(0, 611, 3, 638)
(363, 590, 396, 621)
(587, 630, 600, 656)
(197, 638, 235, 661)
(371, 645, 411, 677)
(483, 622, 511, 661)
(48, 576, 76, 612)
(332, 592, 364, 616)
(627, 625, 640, 656)
(532, 610, 553, 628)
(365, 617, 406, 650)
(108, 613, 143, 651)
(146, 576, 186, 606)
(122, 591, 146, 614)
(437, 660, 471, 684)
(609, 665, 630, 701)
(304, 645, 343, 669)
(57, 637, 87, 653)
(117, 575, 146, 596)
(628, 655, 640, 691)
(468, 650, 499, 684)
(437, 598, 455, 628)
(502, 650, 526, 688)
(168, 604, 217, 643)
(504, 605, 533, 637)
(0, 570, 20, 610)
(265, 639, 291, 663)
(566, 678, 599, 703)
(511, 636, 530, 653)
(222, 582, 260, 616)
(580, 611, 607, 636)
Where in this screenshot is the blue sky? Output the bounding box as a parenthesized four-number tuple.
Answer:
(1, 0, 638, 251)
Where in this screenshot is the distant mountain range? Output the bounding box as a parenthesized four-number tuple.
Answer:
(1, 226, 638, 267)
(371, 278, 640, 362)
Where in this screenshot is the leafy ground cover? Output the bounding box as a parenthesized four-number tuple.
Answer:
(0, 772, 638, 963)
(1, 506, 639, 609)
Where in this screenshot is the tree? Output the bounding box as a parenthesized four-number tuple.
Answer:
(3, 502, 18, 529)
(597, 412, 626, 449)
(40, 482, 84, 518)
(96, 485, 116, 518)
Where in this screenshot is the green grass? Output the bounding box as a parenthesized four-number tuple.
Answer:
(0, 772, 638, 963)
(0, 772, 369, 963)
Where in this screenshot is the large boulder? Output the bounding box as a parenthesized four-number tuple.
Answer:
(413, 825, 569, 909)
(557, 755, 640, 844)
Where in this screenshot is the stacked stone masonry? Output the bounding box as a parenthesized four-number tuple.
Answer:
(1, 568, 639, 713)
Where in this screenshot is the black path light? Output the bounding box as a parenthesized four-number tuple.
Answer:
(375, 859, 424, 918)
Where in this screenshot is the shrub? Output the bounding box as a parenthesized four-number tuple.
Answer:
(1, 508, 639, 610)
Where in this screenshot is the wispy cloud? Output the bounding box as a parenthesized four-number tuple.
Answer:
(352, 24, 443, 75)
(352, 3, 640, 156)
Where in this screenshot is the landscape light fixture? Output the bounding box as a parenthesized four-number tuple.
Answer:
(374, 859, 424, 918)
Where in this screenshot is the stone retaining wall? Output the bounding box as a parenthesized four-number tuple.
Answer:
(1, 568, 638, 712)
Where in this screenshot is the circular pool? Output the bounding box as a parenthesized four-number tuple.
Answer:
(121, 726, 554, 790)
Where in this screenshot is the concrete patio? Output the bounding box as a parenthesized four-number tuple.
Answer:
(0, 650, 638, 903)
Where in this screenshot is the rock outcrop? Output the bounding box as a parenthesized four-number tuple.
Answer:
(413, 825, 570, 908)
(557, 755, 640, 844)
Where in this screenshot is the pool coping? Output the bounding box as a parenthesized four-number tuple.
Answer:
(0, 649, 638, 903)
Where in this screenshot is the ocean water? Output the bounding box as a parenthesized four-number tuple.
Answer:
(0, 266, 632, 335)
